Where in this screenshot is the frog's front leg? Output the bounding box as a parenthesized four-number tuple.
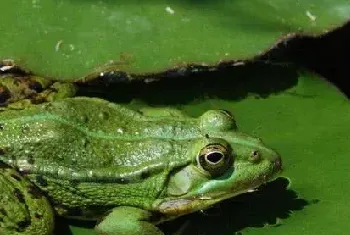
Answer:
(95, 206, 164, 235)
(0, 161, 54, 235)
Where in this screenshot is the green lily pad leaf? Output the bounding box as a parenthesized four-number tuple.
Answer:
(1, 1, 350, 79)
(54, 64, 350, 235)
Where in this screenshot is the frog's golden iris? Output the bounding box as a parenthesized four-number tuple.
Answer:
(197, 143, 233, 177)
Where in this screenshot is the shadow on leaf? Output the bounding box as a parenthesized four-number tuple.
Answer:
(160, 177, 315, 235)
(77, 62, 298, 105)
(54, 217, 95, 235)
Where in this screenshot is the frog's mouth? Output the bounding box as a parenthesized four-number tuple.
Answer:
(157, 180, 266, 218)
(156, 157, 281, 219)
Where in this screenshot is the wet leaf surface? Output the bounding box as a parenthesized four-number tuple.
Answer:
(1, 1, 350, 78)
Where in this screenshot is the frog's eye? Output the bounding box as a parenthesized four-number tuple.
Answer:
(200, 110, 237, 132)
(197, 144, 233, 177)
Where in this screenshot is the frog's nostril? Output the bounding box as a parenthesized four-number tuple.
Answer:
(274, 156, 282, 171)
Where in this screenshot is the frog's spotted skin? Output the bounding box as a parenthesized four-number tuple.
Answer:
(0, 74, 76, 109)
(0, 161, 54, 235)
(0, 78, 282, 235)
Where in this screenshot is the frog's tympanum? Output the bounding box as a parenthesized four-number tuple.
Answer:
(0, 74, 282, 235)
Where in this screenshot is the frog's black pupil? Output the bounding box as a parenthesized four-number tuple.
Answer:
(206, 152, 224, 164)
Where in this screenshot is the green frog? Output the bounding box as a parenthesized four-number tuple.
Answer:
(0, 73, 282, 235)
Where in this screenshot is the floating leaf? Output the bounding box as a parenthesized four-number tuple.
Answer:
(1, 1, 350, 78)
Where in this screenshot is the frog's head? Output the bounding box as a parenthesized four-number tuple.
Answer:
(155, 110, 282, 217)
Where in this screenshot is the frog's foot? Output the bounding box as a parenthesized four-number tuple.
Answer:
(95, 206, 164, 235)
(0, 161, 54, 235)
(0, 74, 77, 110)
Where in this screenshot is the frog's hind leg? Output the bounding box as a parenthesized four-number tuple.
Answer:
(0, 161, 54, 235)
(0, 70, 77, 110)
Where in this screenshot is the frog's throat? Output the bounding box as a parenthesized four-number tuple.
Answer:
(154, 170, 278, 219)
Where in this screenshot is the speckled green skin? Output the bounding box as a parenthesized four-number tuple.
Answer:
(0, 82, 282, 235)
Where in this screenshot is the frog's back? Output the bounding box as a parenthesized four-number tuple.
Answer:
(0, 97, 196, 172)
(0, 97, 137, 168)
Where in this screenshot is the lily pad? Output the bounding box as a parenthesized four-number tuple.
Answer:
(1, 0, 350, 79)
(56, 64, 350, 235)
